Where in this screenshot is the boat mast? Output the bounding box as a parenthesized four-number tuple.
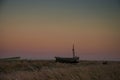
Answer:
(72, 44, 75, 57)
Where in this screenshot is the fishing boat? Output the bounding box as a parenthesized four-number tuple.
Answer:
(55, 44, 79, 63)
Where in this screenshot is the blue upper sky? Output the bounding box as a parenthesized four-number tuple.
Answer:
(1, 0, 120, 15)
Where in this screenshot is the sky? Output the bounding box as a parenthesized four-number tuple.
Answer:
(0, 0, 120, 60)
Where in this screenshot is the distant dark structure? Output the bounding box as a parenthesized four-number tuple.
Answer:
(55, 44, 79, 63)
(102, 61, 108, 65)
(0, 57, 21, 60)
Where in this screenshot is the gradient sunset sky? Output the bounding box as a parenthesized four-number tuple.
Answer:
(0, 0, 120, 60)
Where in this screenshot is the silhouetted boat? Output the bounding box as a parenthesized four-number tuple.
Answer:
(55, 44, 79, 63)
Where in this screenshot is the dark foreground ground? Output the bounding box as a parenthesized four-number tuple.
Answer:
(0, 60, 120, 80)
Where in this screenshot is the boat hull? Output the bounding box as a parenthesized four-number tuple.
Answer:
(55, 57, 79, 63)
